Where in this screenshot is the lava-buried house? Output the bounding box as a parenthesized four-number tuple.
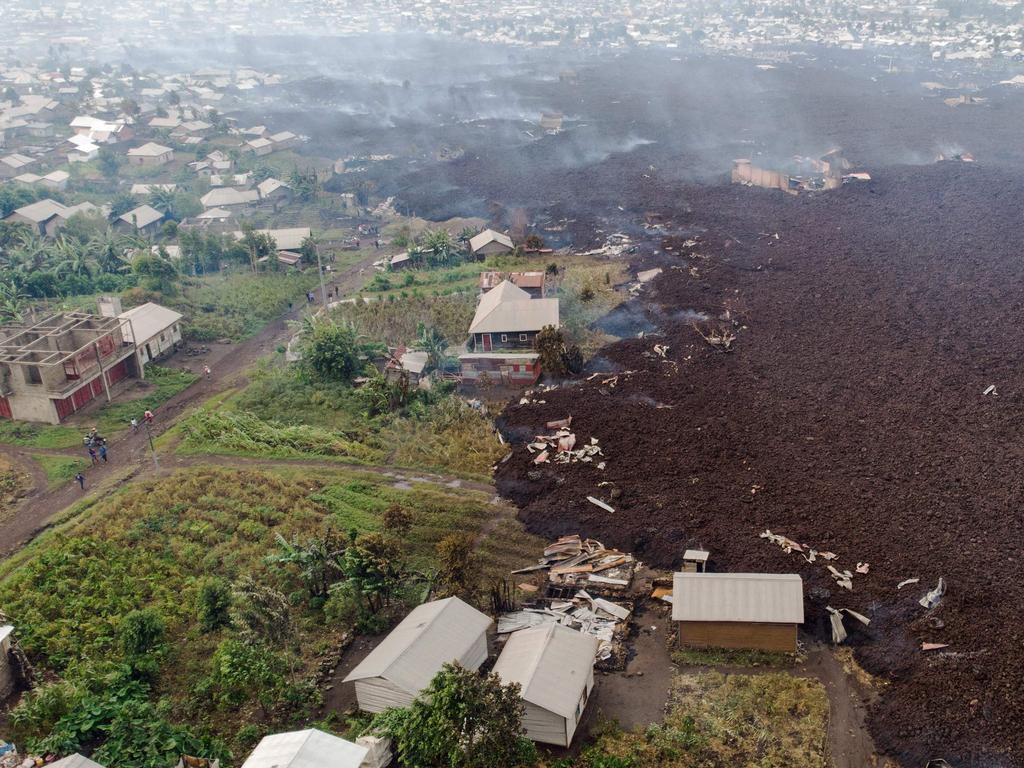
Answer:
(732, 149, 866, 195)
(459, 280, 559, 386)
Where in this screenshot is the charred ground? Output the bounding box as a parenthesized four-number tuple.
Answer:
(496, 162, 1024, 766)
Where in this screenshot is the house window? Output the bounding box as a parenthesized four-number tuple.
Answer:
(26, 366, 42, 385)
(501, 334, 508, 342)
(519, 333, 528, 341)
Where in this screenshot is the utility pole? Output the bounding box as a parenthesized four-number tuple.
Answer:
(144, 421, 159, 470)
(314, 235, 328, 306)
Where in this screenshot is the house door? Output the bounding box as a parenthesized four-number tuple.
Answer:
(482, 334, 492, 352)
(145, 343, 153, 362)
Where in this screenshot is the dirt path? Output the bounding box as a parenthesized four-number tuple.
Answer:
(0, 256, 380, 558)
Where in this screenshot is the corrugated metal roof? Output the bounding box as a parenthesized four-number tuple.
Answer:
(469, 281, 559, 334)
(343, 596, 491, 694)
(492, 624, 598, 720)
(672, 573, 804, 624)
(48, 754, 106, 768)
(240, 729, 367, 768)
(119, 204, 164, 229)
(119, 302, 183, 343)
(470, 229, 513, 252)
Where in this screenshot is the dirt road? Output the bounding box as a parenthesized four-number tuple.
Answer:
(0, 255, 380, 558)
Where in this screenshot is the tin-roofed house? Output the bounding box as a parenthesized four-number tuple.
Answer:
(240, 729, 367, 768)
(672, 572, 804, 652)
(126, 142, 174, 166)
(469, 228, 514, 258)
(492, 624, 599, 747)
(459, 280, 559, 386)
(47, 755, 106, 768)
(343, 596, 491, 713)
(118, 302, 183, 366)
(116, 204, 165, 238)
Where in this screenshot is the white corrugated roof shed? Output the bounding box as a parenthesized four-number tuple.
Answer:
(343, 596, 491, 694)
(470, 228, 513, 252)
(241, 729, 367, 768)
(231, 228, 311, 251)
(469, 281, 559, 334)
(128, 142, 173, 157)
(492, 623, 599, 719)
(118, 302, 183, 343)
(672, 573, 804, 624)
(48, 754, 106, 768)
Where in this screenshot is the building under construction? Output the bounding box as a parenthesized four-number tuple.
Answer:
(0, 312, 143, 424)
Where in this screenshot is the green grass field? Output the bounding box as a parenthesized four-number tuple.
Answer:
(33, 454, 91, 488)
(0, 464, 541, 766)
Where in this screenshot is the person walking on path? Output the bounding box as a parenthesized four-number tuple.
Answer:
(99, 444, 107, 463)
(88, 445, 97, 465)
(145, 409, 154, 425)
(75, 472, 85, 490)
(203, 364, 211, 378)
(131, 417, 139, 433)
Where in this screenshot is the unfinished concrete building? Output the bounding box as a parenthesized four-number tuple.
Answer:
(0, 313, 143, 424)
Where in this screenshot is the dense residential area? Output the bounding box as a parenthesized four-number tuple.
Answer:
(1, 1, 1024, 768)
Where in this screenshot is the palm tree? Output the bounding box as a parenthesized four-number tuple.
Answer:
(0, 279, 27, 323)
(148, 188, 176, 217)
(51, 235, 96, 278)
(9, 233, 51, 274)
(421, 228, 456, 267)
(88, 227, 137, 274)
(413, 323, 450, 372)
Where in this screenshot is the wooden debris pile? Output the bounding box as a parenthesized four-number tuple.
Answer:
(526, 418, 606, 468)
(504, 534, 638, 668)
(513, 534, 636, 593)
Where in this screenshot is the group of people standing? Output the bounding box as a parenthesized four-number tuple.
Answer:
(74, 409, 155, 490)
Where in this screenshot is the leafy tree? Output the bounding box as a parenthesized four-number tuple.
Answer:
(132, 252, 178, 294)
(372, 663, 536, 768)
(525, 233, 545, 250)
(197, 577, 233, 633)
(3, 86, 20, 105)
(304, 320, 379, 383)
(230, 576, 292, 646)
(299, 233, 319, 267)
(98, 148, 121, 180)
(240, 223, 277, 273)
(535, 325, 583, 377)
(435, 533, 479, 599)
(120, 97, 140, 116)
(266, 530, 346, 599)
(340, 532, 403, 614)
(167, 90, 180, 106)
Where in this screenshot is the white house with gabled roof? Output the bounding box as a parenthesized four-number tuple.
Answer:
(342, 596, 491, 713)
